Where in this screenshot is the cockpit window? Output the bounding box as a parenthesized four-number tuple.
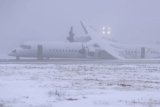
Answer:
(20, 44, 31, 49)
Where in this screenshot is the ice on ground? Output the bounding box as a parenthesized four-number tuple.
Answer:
(0, 63, 160, 107)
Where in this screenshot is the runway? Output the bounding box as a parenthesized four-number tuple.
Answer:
(0, 58, 160, 64)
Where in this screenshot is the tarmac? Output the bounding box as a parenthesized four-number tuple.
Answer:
(0, 58, 160, 64)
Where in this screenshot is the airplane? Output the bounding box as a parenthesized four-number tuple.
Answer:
(8, 41, 116, 60)
(9, 21, 160, 60)
(8, 22, 118, 60)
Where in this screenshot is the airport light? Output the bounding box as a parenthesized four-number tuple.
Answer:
(102, 26, 106, 30)
(101, 26, 112, 36)
(102, 31, 106, 35)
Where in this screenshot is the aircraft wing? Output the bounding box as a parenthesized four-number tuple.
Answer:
(89, 33, 123, 59)
(80, 21, 123, 59)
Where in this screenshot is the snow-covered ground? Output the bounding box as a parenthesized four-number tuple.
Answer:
(0, 63, 160, 107)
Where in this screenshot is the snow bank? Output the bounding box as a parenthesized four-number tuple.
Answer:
(0, 64, 160, 107)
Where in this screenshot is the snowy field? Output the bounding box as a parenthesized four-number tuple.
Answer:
(0, 63, 160, 107)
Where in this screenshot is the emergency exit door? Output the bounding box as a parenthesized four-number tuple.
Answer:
(37, 45, 43, 60)
(141, 47, 145, 59)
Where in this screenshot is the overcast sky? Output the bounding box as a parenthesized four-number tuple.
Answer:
(0, 0, 160, 57)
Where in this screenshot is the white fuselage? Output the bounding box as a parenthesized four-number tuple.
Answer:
(108, 42, 160, 59)
(9, 42, 87, 59)
(9, 41, 160, 60)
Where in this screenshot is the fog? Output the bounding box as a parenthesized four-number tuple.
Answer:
(1, 0, 160, 58)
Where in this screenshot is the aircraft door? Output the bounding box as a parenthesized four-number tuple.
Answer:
(141, 47, 145, 59)
(37, 45, 43, 60)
